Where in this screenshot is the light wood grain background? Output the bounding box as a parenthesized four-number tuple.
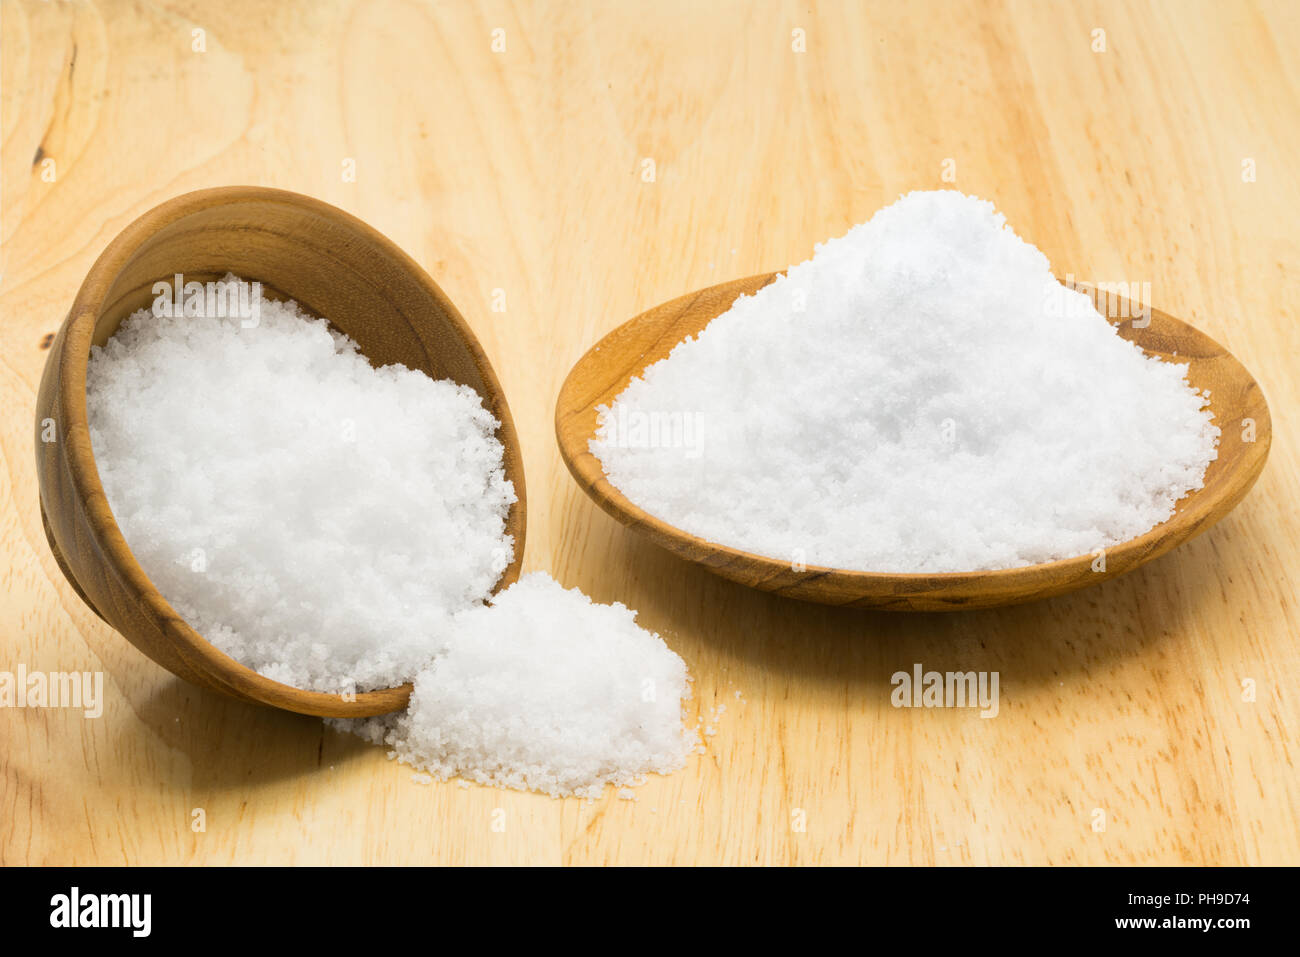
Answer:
(2, 0, 1296, 865)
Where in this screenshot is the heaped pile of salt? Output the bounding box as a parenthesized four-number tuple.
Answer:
(591, 190, 1220, 573)
(89, 279, 698, 798)
(87, 280, 516, 694)
(338, 573, 698, 798)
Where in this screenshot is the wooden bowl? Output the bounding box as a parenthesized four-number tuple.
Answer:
(555, 273, 1270, 610)
(35, 186, 526, 716)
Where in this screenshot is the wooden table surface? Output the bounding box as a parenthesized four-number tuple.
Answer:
(2, 0, 1296, 866)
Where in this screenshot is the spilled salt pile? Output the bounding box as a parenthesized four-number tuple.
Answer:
(334, 573, 698, 798)
(89, 278, 697, 797)
(592, 190, 1220, 573)
(87, 279, 515, 693)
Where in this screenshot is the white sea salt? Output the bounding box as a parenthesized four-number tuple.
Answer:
(89, 277, 698, 798)
(592, 190, 1220, 573)
(87, 279, 515, 693)
(335, 573, 698, 798)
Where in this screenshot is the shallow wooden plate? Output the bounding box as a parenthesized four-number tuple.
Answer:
(555, 273, 1271, 610)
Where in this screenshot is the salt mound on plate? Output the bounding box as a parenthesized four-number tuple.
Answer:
(86, 279, 515, 693)
(338, 573, 698, 798)
(591, 190, 1221, 573)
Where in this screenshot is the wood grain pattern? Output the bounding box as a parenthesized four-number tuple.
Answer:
(32, 186, 527, 717)
(2, 0, 1298, 865)
(555, 274, 1271, 608)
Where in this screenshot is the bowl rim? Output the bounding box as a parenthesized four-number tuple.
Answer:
(555, 271, 1272, 609)
(54, 185, 526, 714)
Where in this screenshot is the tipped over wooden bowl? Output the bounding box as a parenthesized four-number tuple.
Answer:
(35, 186, 526, 716)
(555, 273, 1270, 610)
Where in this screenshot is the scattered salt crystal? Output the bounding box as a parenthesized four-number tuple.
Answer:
(338, 573, 698, 798)
(87, 278, 515, 693)
(592, 191, 1220, 572)
(88, 278, 700, 798)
